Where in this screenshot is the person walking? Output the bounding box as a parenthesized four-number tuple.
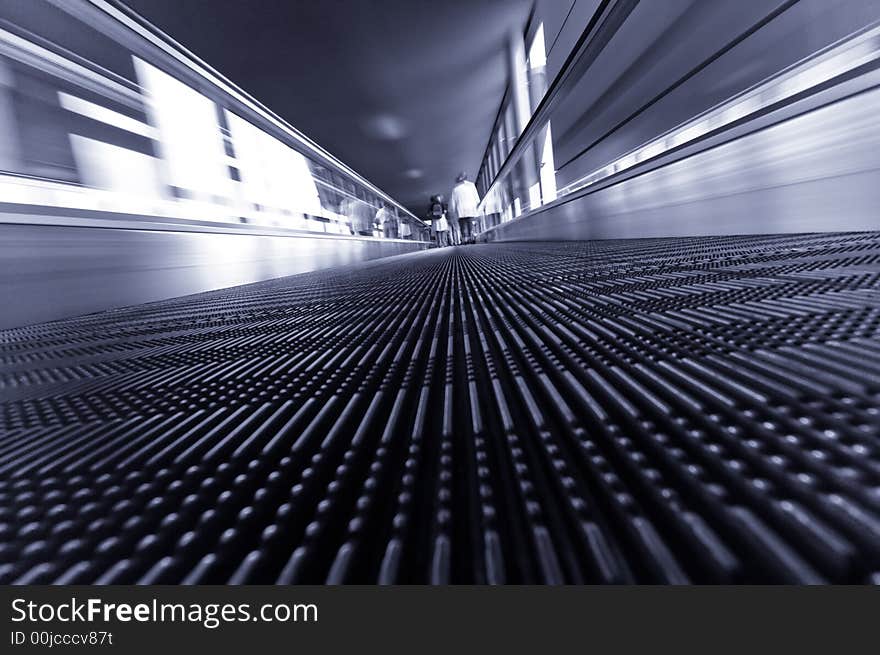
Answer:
(399, 216, 412, 239)
(375, 203, 396, 239)
(450, 171, 481, 243)
(428, 194, 450, 246)
(342, 196, 374, 236)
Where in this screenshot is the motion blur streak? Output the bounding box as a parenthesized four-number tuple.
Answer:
(0, 0, 428, 328)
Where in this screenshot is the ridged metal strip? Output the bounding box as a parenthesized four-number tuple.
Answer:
(2, 232, 880, 583)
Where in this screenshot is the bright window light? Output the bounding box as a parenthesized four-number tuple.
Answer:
(134, 57, 230, 199)
(528, 181, 541, 209)
(68, 134, 164, 208)
(539, 124, 557, 203)
(528, 24, 546, 70)
(226, 110, 323, 219)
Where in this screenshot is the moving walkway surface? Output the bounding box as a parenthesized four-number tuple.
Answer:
(3, 232, 880, 584)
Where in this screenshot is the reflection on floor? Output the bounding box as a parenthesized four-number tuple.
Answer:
(0, 223, 426, 328)
(3, 233, 880, 583)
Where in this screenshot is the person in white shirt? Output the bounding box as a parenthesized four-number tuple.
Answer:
(375, 203, 396, 239)
(398, 217, 412, 239)
(449, 172, 481, 243)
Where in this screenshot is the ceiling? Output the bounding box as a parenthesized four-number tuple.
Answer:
(122, 0, 533, 214)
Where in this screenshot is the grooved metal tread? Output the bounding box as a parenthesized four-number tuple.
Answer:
(3, 232, 880, 584)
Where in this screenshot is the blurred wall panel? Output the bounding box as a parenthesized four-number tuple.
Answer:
(551, 0, 880, 193)
(540, 0, 601, 83)
(0, 59, 20, 170)
(477, 0, 880, 242)
(484, 84, 880, 242)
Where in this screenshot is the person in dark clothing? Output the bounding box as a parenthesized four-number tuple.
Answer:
(427, 194, 450, 246)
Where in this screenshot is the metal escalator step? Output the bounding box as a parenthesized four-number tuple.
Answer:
(2, 232, 880, 583)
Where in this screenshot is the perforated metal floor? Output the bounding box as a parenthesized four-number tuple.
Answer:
(3, 233, 880, 584)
